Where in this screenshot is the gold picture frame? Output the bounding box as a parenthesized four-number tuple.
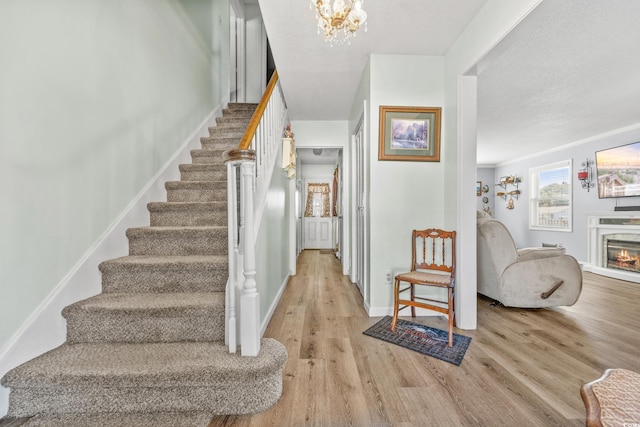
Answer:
(378, 105, 441, 162)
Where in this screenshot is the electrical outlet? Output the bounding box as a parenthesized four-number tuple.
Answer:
(384, 270, 393, 283)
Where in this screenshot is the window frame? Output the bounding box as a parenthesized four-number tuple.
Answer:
(529, 159, 573, 232)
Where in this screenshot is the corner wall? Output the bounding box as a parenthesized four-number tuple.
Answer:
(493, 124, 640, 262)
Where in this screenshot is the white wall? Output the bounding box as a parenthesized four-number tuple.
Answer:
(245, 4, 266, 102)
(290, 121, 349, 148)
(0, 0, 230, 415)
(477, 167, 496, 215)
(179, 0, 231, 105)
(366, 55, 446, 314)
(255, 146, 296, 332)
(301, 164, 335, 178)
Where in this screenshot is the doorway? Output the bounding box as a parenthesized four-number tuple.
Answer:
(302, 180, 334, 250)
(229, 3, 246, 103)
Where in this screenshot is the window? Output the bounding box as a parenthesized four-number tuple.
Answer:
(304, 183, 331, 217)
(529, 160, 572, 231)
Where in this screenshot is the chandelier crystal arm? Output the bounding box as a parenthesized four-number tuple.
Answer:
(311, 0, 367, 45)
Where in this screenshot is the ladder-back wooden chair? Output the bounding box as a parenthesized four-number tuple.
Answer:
(391, 228, 456, 347)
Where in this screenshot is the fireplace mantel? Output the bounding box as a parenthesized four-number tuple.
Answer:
(584, 212, 640, 283)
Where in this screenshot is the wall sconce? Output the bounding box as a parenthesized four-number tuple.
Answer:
(578, 158, 594, 191)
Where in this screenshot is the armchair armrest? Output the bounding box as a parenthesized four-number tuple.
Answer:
(499, 254, 582, 307)
(517, 246, 566, 261)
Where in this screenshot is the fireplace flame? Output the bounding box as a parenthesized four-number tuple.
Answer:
(616, 249, 639, 266)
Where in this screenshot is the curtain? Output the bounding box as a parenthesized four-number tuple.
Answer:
(304, 183, 331, 217)
(332, 167, 339, 217)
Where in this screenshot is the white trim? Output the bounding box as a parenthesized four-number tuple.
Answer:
(260, 274, 290, 337)
(457, 74, 479, 330)
(528, 159, 573, 232)
(367, 306, 442, 317)
(493, 122, 640, 168)
(0, 107, 222, 417)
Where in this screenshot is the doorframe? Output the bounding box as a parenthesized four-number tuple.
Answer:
(302, 177, 334, 250)
(229, 0, 246, 103)
(351, 112, 367, 298)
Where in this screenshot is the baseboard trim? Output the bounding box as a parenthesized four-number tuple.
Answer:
(367, 306, 442, 317)
(261, 274, 291, 337)
(0, 106, 222, 417)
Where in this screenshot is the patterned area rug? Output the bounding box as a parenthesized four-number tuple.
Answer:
(363, 316, 471, 366)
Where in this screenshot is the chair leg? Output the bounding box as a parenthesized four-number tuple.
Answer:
(410, 283, 416, 318)
(447, 287, 454, 347)
(391, 278, 400, 331)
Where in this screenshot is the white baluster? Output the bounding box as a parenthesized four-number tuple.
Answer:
(225, 162, 238, 352)
(240, 161, 260, 356)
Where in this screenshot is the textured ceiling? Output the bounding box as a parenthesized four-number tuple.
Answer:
(257, 0, 640, 166)
(258, 0, 487, 120)
(476, 0, 640, 166)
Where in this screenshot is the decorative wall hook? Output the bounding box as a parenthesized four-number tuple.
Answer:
(578, 158, 595, 191)
(496, 175, 521, 209)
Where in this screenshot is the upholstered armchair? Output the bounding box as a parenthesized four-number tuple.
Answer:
(476, 211, 582, 307)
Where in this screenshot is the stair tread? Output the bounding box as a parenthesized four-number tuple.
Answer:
(210, 123, 246, 129)
(64, 292, 224, 312)
(127, 226, 226, 233)
(179, 163, 226, 170)
(200, 135, 241, 142)
(190, 149, 228, 158)
(147, 201, 226, 210)
(165, 181, 225, 188)
(1, 339, 286, 388)
(20, 412, 214, 427)
(101, 254, 227, 267)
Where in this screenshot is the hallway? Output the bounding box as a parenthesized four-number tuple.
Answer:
(208, 250, 640, 426)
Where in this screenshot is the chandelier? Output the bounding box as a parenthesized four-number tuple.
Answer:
(311, 0, 368, 45)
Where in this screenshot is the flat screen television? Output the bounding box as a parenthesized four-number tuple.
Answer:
(595, 141, 640, 199)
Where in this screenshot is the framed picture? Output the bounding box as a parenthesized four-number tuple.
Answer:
(476, 181, 482, 196)
(378, 105, 441, 161)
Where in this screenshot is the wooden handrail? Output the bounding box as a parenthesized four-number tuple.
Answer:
(238, 70, 280, 150)
(223, 149, 256, 163)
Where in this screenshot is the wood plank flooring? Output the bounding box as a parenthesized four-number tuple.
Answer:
(208, 249, 640, 427)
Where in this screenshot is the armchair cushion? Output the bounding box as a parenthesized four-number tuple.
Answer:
(517, 246, 566, 261)
(477, 212, 582, 307)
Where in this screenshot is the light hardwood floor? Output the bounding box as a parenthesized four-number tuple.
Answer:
(208, 249, 640, 427)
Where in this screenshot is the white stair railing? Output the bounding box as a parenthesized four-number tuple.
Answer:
(223, 71, 288, 356)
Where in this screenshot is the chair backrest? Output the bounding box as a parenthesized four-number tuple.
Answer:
(476, 216, 518, 276)
(411, 229, 456, 277)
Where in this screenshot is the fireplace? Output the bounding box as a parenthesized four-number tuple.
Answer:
(606, 237, 640, 272)
(585, 213, 640, 283)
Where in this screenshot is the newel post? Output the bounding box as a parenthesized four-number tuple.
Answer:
(240, 160, 260, 356)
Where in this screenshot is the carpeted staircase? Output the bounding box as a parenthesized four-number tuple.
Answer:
(1, 103, 287, 426)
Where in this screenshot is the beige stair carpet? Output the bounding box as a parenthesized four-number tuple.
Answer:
(1, 103, 287, 427)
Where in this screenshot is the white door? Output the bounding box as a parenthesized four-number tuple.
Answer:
(304, 217, 332, 249)
(303, 180, 333, 250)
